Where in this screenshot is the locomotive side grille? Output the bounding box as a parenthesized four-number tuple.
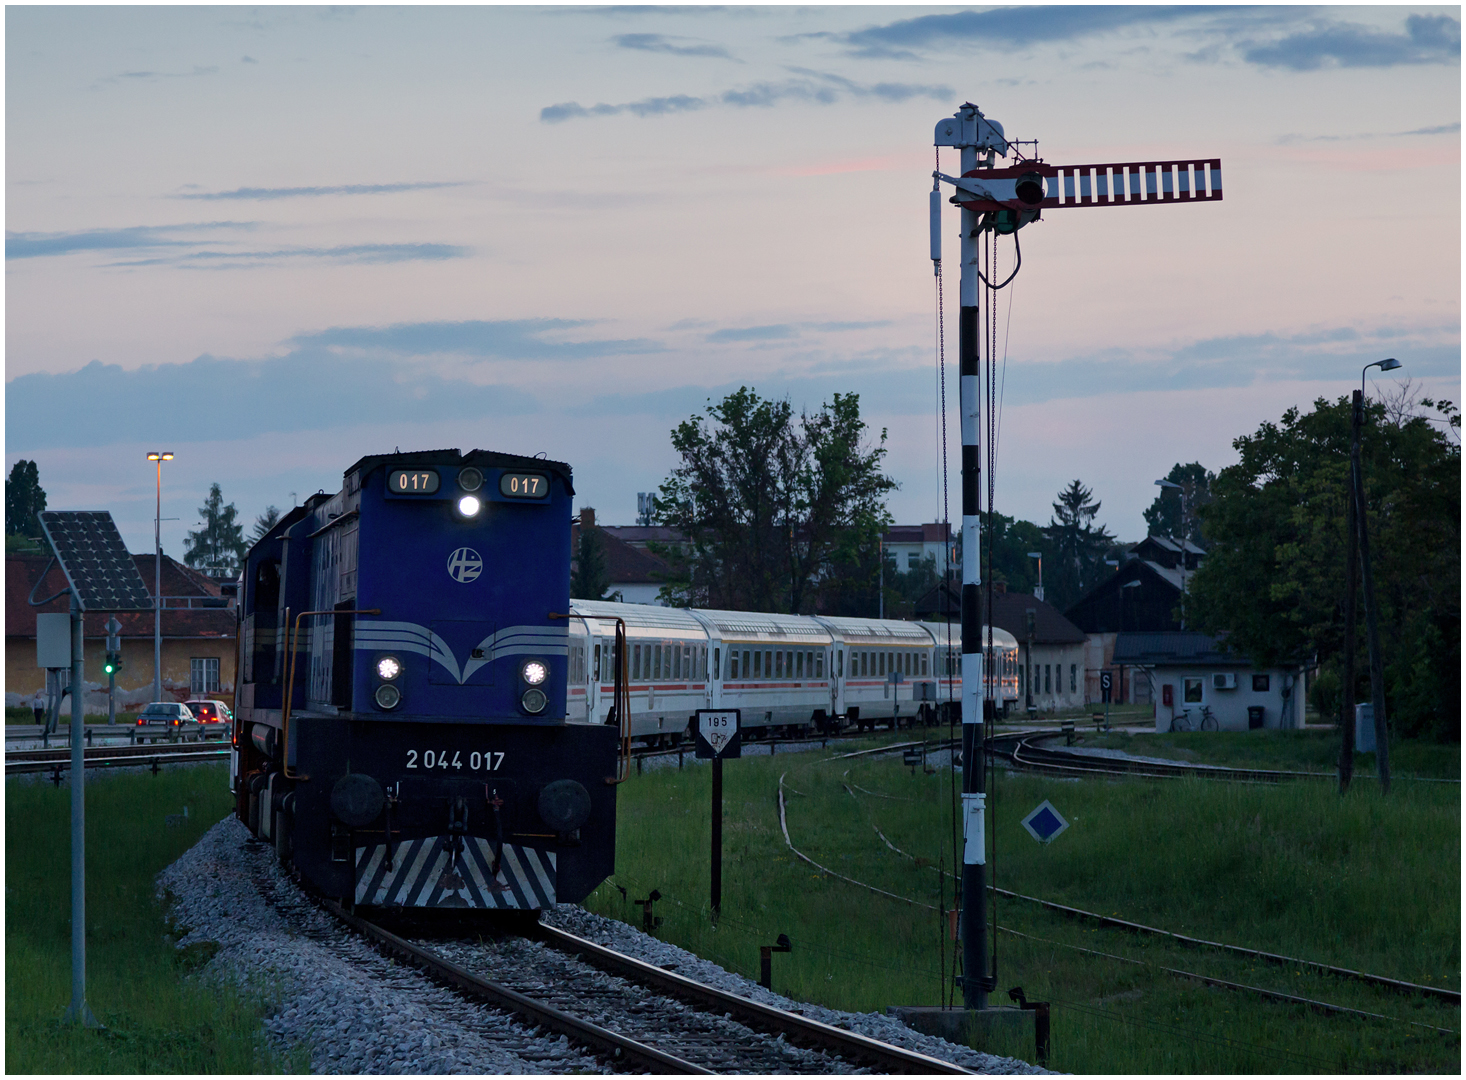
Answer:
(354, 837, 556, 908)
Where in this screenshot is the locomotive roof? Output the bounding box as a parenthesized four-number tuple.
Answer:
(344, 447, 574, 493)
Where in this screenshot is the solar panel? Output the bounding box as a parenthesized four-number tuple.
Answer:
(38, 511, 154, 612)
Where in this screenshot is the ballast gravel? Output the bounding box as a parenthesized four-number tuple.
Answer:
(161, 815, 1049, 1074)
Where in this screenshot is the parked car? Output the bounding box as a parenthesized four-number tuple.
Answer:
(185, 699, 232, 725)
(135, 702, 195, 727)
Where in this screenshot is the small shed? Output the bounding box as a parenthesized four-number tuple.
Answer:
(1112, 631, 1303, 731)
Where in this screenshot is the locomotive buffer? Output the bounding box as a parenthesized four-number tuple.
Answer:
(926, 103, 1221, 1025)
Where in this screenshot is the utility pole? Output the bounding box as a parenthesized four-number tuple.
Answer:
(1340, 443, 1358, 793)
(1351, 389, 1390, 793)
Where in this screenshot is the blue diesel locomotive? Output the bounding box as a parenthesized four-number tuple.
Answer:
(232, 448, 620, 911)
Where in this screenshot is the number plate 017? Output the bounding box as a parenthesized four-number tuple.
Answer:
(405, 749, 505, 772)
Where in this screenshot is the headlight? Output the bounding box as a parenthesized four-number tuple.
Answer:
(521, 688, 547, 714)
(376, 655, 402, 681)
(457, 494, 482, 517)
(520, 659, 548, 686)
(458, 466, 484, 492)
(374, 684, 402, 710)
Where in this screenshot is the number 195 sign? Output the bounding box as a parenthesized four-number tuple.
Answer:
(695, 709, 741, 759)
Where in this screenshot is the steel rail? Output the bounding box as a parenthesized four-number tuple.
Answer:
(7, 739, 227, 763)
(1000, 927, 1457, 1034)
(6, 746, 228, 775)
(1006, 735, 1317, 783)
(534, 922, 975, 1074)
(322, 901, 709, 1074)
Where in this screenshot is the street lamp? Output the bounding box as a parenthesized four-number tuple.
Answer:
(147, 452, 174, 704)
(1027, 552, 1043, 602)
(1154, 478, 1188, 628)
(1346, 358, 1401, 794)
(1363, 357, 1401, 400)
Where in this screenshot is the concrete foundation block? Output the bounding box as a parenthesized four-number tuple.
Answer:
(887, 1004, 1035, 1058)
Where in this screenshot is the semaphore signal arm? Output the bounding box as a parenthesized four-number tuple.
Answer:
(933, 103, 1222, 236)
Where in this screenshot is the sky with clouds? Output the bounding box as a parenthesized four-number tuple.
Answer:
(6, 5, 1460, 562)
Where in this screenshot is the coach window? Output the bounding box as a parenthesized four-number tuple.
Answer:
(774, 651, 782, 679)
(674, 645, 682, 680)
(752, 651, 761, 678)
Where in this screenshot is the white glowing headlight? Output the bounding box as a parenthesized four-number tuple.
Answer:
(376, 655, 402, 681)
(521, 659, 549, 686)
(457, 494, 482, 517)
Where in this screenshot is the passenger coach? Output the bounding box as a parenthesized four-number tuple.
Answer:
(564, 599, 1020, 744)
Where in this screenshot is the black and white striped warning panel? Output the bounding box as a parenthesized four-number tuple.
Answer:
(956, 159, 1223, 212)
(354, 836, 556, 908)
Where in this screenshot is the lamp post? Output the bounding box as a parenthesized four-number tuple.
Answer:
(147, 452, 173, 704)
(1027, 552, 1043, 602)
(1350, 358, 1400, 794)
(1154, 479, 1188, 628)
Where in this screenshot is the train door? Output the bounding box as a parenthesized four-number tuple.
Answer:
(831, 644, 845, 718)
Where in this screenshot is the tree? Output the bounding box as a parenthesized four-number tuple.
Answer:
(570, 514, 615, 601)
(1188, 395, 1460, 742)
(184, 484, 248, 578)
(655, 387, 897, 612)
(1042, 480, 1116, 610)
(982, 512, 1050, 595)
(250, 505, 281, 543)
(1143, 461, 1216, 543)
(5, 459, 47, 543)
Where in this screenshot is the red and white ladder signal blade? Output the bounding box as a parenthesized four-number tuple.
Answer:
(956, 159, 1222, 213)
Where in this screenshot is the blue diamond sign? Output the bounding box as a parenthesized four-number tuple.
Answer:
(1021, 800, 1069, 844)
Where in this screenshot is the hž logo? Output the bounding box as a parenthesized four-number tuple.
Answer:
(447, 547, 483, 583)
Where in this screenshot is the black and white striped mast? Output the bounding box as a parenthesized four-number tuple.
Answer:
(933, 102, 1006, 1010)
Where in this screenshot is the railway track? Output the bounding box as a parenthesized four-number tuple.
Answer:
(327, 902, 972, 1074)
(5, 741, 229, 777)
(992, 731, 1333, 783)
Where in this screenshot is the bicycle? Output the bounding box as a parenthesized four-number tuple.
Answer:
(1169, 708, 1193, 733)
(1199, 704, 1219, 731)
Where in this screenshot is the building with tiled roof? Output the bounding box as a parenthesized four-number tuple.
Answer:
(572, 509, 674, 606)
(6, 552, 236, 713)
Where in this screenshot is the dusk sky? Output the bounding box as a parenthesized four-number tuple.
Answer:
(6, 5, 1460, 562)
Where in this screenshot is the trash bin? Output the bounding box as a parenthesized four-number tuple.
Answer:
(1247, 706, 1265, 730)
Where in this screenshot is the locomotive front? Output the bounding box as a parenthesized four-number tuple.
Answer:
(233, 448, 617, 911)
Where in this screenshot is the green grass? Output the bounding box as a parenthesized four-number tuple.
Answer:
(6, 765, 296, 1073)
(1083, 727, 1460, 779)
(586, 734, 1460, 1073)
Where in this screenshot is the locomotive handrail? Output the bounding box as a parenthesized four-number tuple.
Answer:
(281, 607, 381, 779)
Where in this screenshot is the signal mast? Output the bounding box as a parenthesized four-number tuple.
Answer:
(930, 103, 1222, 1010)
